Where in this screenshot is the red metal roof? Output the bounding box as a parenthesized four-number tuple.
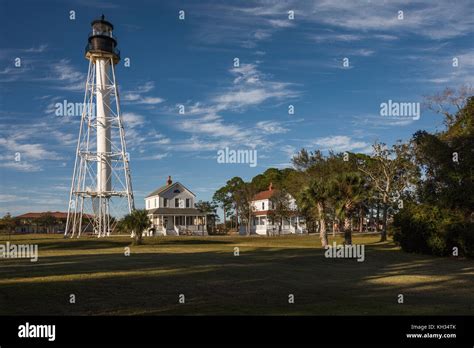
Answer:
(253, 190, 276, 200)
(16, 211, 95, 219)
(253, 183, 278, 201)
(16, 211, 69, 219)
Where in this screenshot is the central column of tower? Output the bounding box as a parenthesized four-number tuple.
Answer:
(96, 58, 112, 194)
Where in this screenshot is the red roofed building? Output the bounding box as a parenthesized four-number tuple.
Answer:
(15, 211, 69, 234)
(240, 183, 307, 235)
(16, 212, 69, 219)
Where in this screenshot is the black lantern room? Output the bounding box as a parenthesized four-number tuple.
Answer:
(85, 15, 120, 64)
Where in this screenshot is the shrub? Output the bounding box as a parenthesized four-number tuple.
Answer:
(445, 221, 474, 258)
(393, 204, 473, 257)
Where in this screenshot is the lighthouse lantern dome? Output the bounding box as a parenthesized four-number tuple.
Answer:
(85, 14, 120, 64)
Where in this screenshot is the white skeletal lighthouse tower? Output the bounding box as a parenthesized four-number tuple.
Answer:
(65, 15, 134, 238)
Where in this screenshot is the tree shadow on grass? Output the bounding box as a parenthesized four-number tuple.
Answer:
(157, 239, 233, 246)
(0, 240, 473, 315)
(33, 239, 132, 251)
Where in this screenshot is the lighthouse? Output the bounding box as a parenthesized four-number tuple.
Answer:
(65, 15, 134, 238)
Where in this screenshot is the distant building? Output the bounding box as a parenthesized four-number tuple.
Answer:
(15, 212, 68, 234)
(240, 183, 306, 235)
(145, 176, 207, 236)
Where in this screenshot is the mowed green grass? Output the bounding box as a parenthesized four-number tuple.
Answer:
(0, 233, 473, 315)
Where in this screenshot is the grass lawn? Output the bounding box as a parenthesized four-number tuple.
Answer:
(0, 233, 473, 315)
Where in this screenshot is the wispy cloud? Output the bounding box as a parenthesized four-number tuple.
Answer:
(173, 62, 299, 149)
(138, 153, 169, 160)
(122, 112, 146, 128)
(211, 63, 298, 110)
(185, 2, 295, 47)
(0, 119, 75, 172)
(311, 135, 372, 153)
(352, 114, 417, 129)
(0, 136, 59, 161)
(304, 0, 474, 40)
(24, 44, 48, 53)
(122, 81, 165, 105)
(50, 59, 85, 91)
(395, 49, 474, 87)
(311, 33, 398, 43)
(256, 120, 289, 134)
(0, 57, 85, 91)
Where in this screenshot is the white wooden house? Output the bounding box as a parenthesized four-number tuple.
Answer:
(145, 176, 207, 236)
(240, 183, 306, 235)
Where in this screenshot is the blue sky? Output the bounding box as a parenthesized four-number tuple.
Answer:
(0, 0, 473, 216)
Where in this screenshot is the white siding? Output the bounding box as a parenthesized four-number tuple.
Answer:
(146, 183, 195, 210)
(160, 183, 194, 208)
(252, 199, 271, 212)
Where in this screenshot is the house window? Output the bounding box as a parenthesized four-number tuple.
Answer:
(262, 202, 265, 210)
(175, 198, 179, 207)
(164, 198, 168, 207)
(155, 198, 157, 208)
(186, 198, 190, 208)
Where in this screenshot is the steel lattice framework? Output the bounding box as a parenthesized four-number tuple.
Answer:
(65, 56, 134, 238)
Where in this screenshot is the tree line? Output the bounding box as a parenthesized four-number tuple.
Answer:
(212, 87, 473, 257)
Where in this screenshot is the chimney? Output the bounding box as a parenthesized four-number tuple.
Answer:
(268, 182, 273, 191)
(167, 175, 172, 185)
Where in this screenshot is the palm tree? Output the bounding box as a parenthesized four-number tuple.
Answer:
(121, 209, 151, 245)
(299, 179, 329, 247)
(330, 173, 366, 245)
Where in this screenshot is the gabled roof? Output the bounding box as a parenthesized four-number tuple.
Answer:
(145, 183, 171, 198)
(253, 189, 278, 201)
(145, 181, 195, 198)
(252, 182, 277, 201)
